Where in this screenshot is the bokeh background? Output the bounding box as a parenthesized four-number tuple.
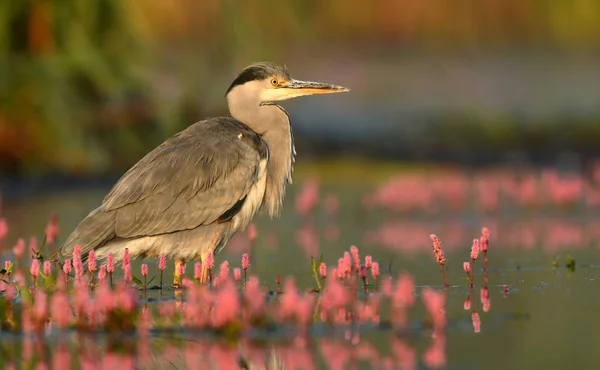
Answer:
(2, 2, 600, 369)
(1, 0, 600, 187)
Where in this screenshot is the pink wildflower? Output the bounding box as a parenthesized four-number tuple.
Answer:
(124, 263, 132, 282)
(350, 245, 360, 271)
(371, 262, 380, 278)
(430, 234, 446, 265)
(88, 250, 97, 272)
(158, 254, 167, 271)
(4, 260, 12, 276)
(44, 213, 60, 245)
(242, 253, 250, 270)
(343, 252, 352, 275)
(0, 218, 7, 240)
(123, 248, 131, 267)
(98, 265, 107, 280)
(194, 262, 202, 280)
(206, 253, 214, 269)
(278, 277, 300, 320)
(219, 261, 229, 280)
(73, 245, 83, 279)
(472, 311, 481, 333)
(30, 259, 40, 278)
(421, 288, 446, 331)
(319, 262, 327, 278)
(50, 289, 71, 328)
(211, 280, 240, 327)
(233, 268, 241, 281)
(244, 276, 266, 315)
(481, 226, 490, 253)
(63, 259, 72, 275)
(43, 261, 51, 276)
(393, 273, 416, 307)
(365, 255, 373, 269)
(12, 238, 25, 259)
(359, 264, 368, 279)
(463, 262, 470, 273)
(32, 288, 48, 322)
(141, 264, 148, 277)
(107, 253, 115, 273)
(248, 223, 257, 242)
(470, 239, 480, 260)
(464, 298, 471, 310)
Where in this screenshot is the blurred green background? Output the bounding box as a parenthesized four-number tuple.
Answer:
(1, 0, 600, 183)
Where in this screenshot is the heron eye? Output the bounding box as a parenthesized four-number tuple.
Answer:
(271, 78, 278, 86)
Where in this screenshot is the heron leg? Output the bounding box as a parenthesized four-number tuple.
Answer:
(174, 259, 184, 289)
(200, 252, 210, 284)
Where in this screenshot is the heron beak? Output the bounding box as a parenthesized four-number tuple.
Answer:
(262, 79, 350, 102)
(285, 79, 350, 96)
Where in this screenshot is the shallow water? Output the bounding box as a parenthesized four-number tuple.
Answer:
(2, 169, 600, 369)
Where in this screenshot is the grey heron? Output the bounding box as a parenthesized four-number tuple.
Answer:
(60, 62, 349, 283)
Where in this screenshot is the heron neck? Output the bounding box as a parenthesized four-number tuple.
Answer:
(228, 98, 294, 218)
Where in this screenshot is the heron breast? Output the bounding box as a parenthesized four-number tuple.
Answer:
(231, 158, 268, 231)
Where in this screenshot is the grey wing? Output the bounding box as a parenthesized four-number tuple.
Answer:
(62, 118, 266, 256)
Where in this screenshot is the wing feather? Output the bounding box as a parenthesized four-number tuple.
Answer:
(104, 117, 265, 238)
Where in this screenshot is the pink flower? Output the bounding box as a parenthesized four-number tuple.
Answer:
(472, 311, 481, 333)
(211, 280, 240, 327)
(63, 259, 72, 275)
(98, 265, 107, 280)
(30, 259, 40, 278)
(248, 224, 257, 242)
(88, 250, 97, 272)
(430, 234, 446, 265)
(44, 213, 60, 245)
(4, 260, 12, 274)
(480, 226, 490, 252)
(12, 238, 25, 259)
(278, 277, 300, 320)
(33, 288, 48, 322)
(233, 268, 241, 281)
(365, 255, 373, 269)
(350, 245, 360, 270)
(219, 261, 229, 280)
(123, 248, 131, 267)
(73, 245, 83, 279)
(124, 263, 132, 282)
(107, 253, 115, 273)
(158, 255, 167, 271)
(0, 218, 7, 241)
(343, 252, 351, 275)
(394, 273, 416, 307)
(43, 260, 51, 276)
(463, 262, 470, 273)
(242, 253, 250, 270)
(50, 291, 71, 328)
(421, 288, 446, 330)
(464, 298, 471, 310)
(371, 262, 380, 278)
(141, 264, 148, 277)
(470, 239, 479, 260)
(206, 253, 214, 270)
(244, 276, 266, 315)
(319, 262, 327, 278)
(193, 262, 202, 280)
(359, 264, 367, 279)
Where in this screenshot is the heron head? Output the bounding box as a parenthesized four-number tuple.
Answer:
(226, 62, 349, 104)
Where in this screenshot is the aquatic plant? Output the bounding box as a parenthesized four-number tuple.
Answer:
(430, 234, 448, 287)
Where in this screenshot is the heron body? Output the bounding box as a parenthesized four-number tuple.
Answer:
(60, 62, 348, 278)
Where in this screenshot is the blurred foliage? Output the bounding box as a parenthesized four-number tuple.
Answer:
(1, 0, 600, 177)
(0, 0, 156, 176)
